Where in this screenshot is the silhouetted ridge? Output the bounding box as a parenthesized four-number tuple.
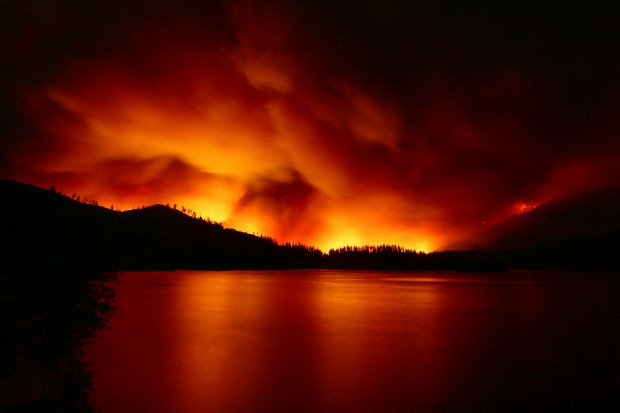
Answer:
(447, 186, 620, 251)
(0, 181, 323, 271)
(2, 180, 118, 272)
(2, 180, 619, 271)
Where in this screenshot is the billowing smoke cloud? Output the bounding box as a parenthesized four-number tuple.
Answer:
(2, 0, 619, 250)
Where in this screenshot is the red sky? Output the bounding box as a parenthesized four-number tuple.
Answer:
(1, 0, 619, 251)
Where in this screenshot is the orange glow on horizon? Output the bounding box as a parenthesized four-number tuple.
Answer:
(5, 1, 618, 253)
(0, 50, 530, 252)
(13, 46, 452, 252)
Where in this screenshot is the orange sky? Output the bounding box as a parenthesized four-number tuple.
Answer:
(2, 0, 619, 251)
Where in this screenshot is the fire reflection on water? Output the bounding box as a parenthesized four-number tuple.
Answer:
(86, 270, 619, 411)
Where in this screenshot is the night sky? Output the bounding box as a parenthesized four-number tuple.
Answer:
(1, 0, 619, 251)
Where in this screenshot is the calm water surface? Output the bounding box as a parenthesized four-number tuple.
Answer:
(86, 270, 619, 411)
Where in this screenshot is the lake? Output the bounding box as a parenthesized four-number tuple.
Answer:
(85, 270, 619, 411)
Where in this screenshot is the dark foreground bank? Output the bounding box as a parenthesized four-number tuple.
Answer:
(0, 265, 118, 411)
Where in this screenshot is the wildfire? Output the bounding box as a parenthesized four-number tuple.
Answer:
(3, 0, 618, 253)
(509, 203, 537, 217)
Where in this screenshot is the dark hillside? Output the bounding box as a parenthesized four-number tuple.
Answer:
(0, 180, 323, 271)
(447, 186, 620, 251)
(116, 204, 322, 269)
(2, 180, 618, 271)
(2, 180, 119, 271)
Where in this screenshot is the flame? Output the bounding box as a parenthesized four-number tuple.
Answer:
(509, 203, 537, 217)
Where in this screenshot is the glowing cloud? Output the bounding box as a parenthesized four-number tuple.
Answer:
(2, 0, 619, 251)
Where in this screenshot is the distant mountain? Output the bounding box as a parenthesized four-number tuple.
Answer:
(446, 186, 620, 251)
(1, 180, 322, 271)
